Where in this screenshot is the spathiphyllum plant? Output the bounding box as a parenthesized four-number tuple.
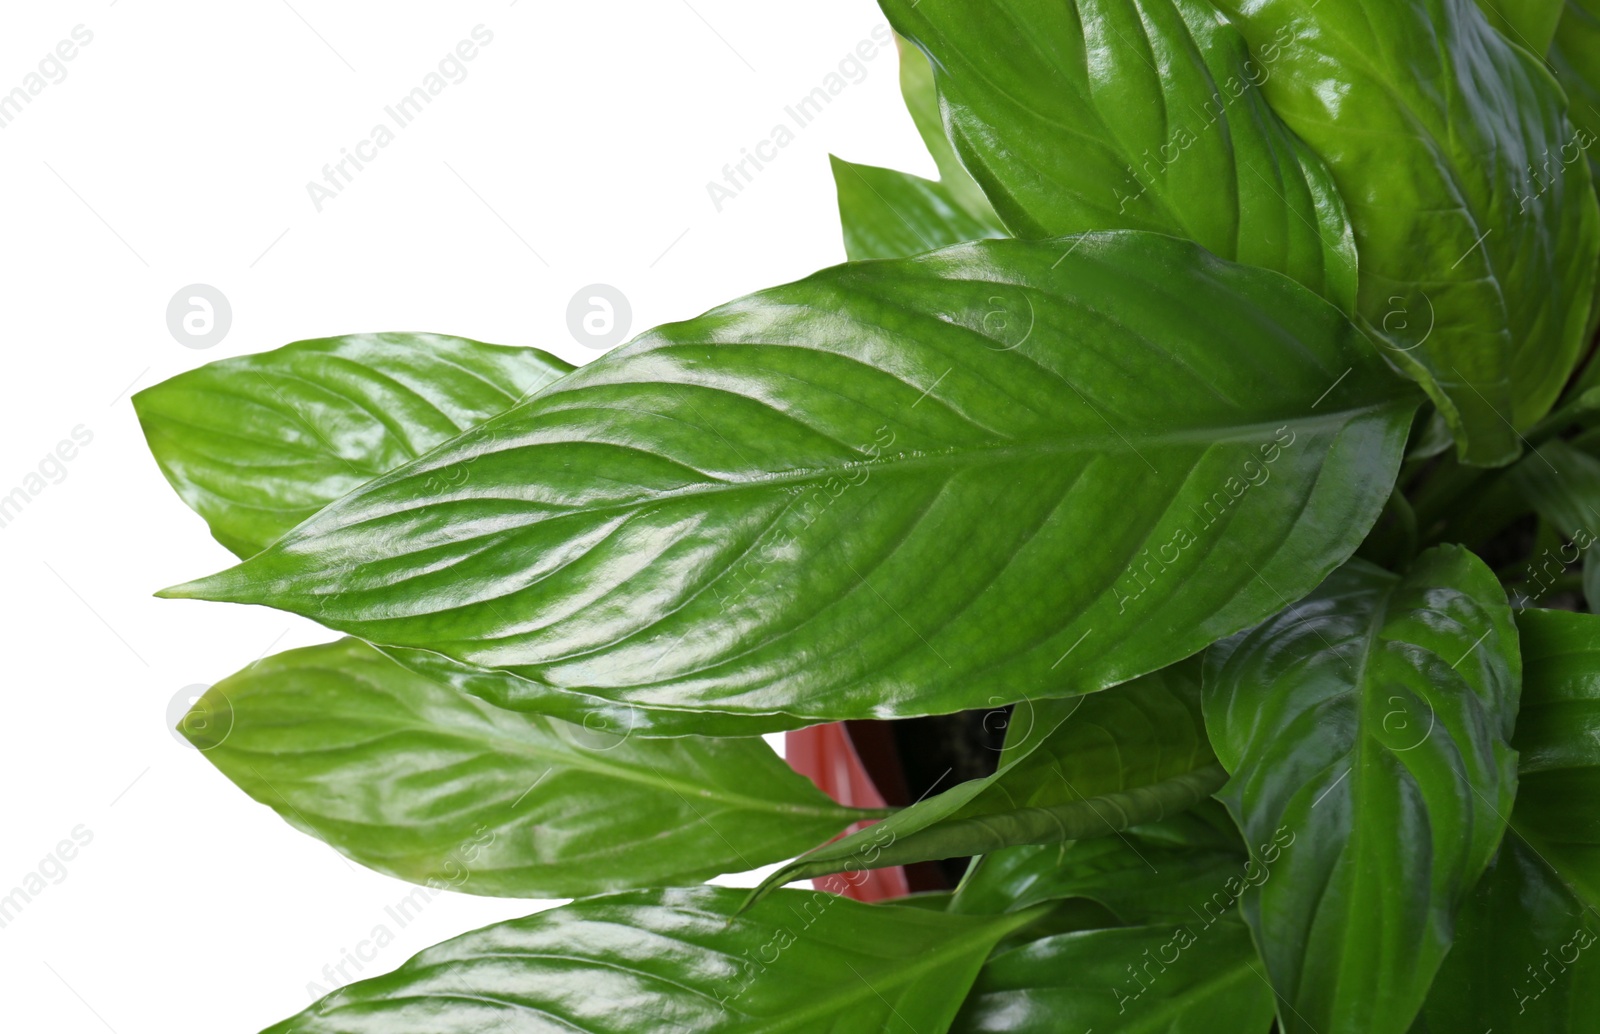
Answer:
(136, 1, 1600, 1030)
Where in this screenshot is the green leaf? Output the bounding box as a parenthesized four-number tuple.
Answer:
(1505, 441, 1600, 605)
(261, 886, 1041, 1034)
(1211, 0, 1600, 465)
(1511, 608, 1600, 909)
(755, 660, 1226, 890)
(982, 898, 1129, 956)
(1202, 545, 1522, 1034)
(1414, 834, 1600, 1032)
(1552, 0, 1600, 180)
(950, 918, 1277, 1033)
(832, 40, 1007, 262)
(134, 333, 573, 558)
(1549, 0, 1600, 374)
(830, 155, 1006, 261)
(374, 642, 802, 738)
(184, 639, 863, 897)
(1475, 0, 1566, 51)
(951, 803, 1250, 923)
(896, 34, 996, 220)
(160, 232, 1420, 728)
(888, 889, 958, 911)
(881, 0, 1359, 307)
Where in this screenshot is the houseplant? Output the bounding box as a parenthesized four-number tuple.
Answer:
(135, 0, 1600, 1030)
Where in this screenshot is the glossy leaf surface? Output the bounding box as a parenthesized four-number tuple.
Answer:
(1202, 546, 1522, 1033)
(896, 34, 996, 220)
(757, 661, 1224, 889)
(1511, 608, 1600, 908)
(882, 0, 1358, 307)
(1414, 835, 1600, 1032)
(951, 919, 1276, 1033)
(185, 639, 861, 897)
(1211, 0, 1600, 464)
(951, 803, 1249, 923)
(1474, 0, 1565, 50)
(831, 155, 1006, 261)
(261, 886, 1037, 1034)
(134, 333, 572, 557)
(375, 642, 802, 738)
(164, 233, 1419, 728)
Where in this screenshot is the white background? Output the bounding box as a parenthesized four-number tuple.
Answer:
(0, 2, 928, 1029)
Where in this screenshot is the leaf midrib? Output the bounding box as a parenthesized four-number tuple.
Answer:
(1325, 574, 1400, 1017)
(318, 406, 1392, 542)
(242, 658, 862, 824)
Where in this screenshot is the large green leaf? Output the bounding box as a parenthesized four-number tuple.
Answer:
(1512, 608, 1600, 909)
(135, 326, 764, 738)
(1549, 0, 1600, 359)
(1211, 0, 1600, 465)
(1414, 835, 1600, 1032)
(831, 155, 1006, 261)
(1505, 441, 1600, 604)
(951, 802, 1250, 923)
(1552, 0, 1600, 179)
(756, 660, 1225, 889)
(184, 639, 863, 897)
(261, 886, 1041, 1034)
(881, 0, 1359, 308)
(161, 232, 1419, 728)
(896, 34, 996, 220)
(1475, 0, 1566, 51)
(951, 919, 1277, 1033)
(1202, 545, 1522, 1034)
(134, 333, 573, 557)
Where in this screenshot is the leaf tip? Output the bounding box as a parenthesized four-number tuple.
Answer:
(154, 567, 248, 603)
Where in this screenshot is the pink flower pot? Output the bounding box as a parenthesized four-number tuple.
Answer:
(784, 722, 911, 902)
